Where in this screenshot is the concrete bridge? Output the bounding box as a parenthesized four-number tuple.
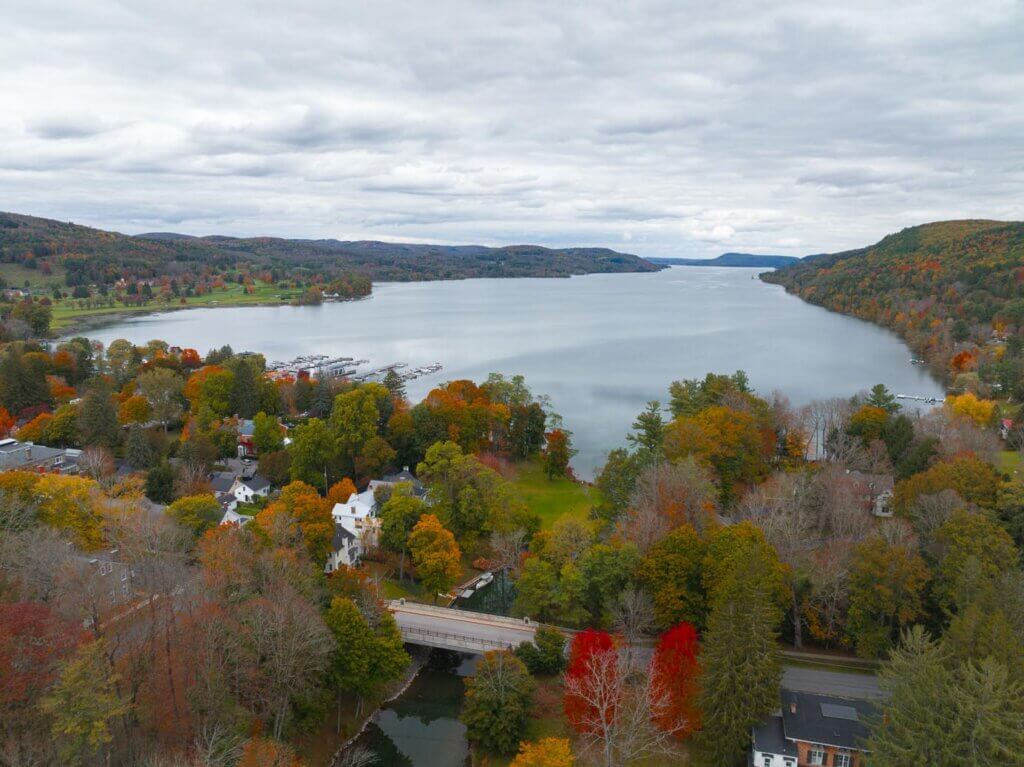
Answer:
(386, 599, 538, 654)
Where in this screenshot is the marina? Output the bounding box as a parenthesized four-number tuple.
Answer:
(267, 354, 443, 384)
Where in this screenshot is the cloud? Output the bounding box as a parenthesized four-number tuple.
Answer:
(0, 0, 1022, 257)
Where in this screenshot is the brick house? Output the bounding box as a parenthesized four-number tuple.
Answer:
(751, 690, 876, 767)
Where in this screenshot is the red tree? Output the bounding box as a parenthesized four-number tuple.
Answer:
(651, 622, 701, 738)
(0, 603, 82, 725)
(564, 628, 618, 732)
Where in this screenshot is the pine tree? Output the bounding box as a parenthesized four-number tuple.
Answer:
(627, 400, 665, 457)
(125, 426, 155, 469)
(383, 368, 406, 402)
(77, 381, 120, 449)
(229, 357, 259, 419)
(694, 561, 782, 766)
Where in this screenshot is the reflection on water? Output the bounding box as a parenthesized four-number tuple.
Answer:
(456, 570, 516, 617)
(348, 652, 475, 767)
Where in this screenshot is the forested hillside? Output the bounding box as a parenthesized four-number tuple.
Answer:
(762, 220, 1024, 398)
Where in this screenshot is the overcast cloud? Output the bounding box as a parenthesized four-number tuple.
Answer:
(2, 0, 1022, 256)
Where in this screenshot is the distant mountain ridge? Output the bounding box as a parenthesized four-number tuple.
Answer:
(650, 252, 801, 268)
(0, 211, 664, 283)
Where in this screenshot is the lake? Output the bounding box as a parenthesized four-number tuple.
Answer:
(81, 267, 944, 479)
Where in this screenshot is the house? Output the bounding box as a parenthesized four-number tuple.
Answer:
(216, 492, 239, 514)
(236, 419, 257, 459)
(332, 487, 380, 550)
(325, 523, 360, 572)
(845, 470, 894, 518)
(1001, 419, 1014, 441)
(209, 471, 238, 495)
(231, 474, 271, 504)
(0, 438, 81, 474)
(219, 508, 253, 527)
(68, 548, 137, 615)
(751, 690, 875, 767)
(371, 466, 428, 499)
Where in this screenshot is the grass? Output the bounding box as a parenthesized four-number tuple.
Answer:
(49, 282, 306, 329)
(997, 450, 1022, 476)
(0, 261, 67, 289)
(508, 458, 600, 529)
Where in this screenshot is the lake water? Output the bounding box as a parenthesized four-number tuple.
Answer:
(82, 267, 944, 479)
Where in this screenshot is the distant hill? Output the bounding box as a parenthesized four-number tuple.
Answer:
(0, 211, 664, 285)
(650, 252, 800, 268)
(762, 219, 1024, 395)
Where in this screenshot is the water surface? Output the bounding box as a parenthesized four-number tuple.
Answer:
(82, 267, 944, 478)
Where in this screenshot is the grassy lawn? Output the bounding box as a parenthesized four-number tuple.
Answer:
(997, 450, 1023, 475)
(50, 282, 305, 329)
(509, 459, 600, 529)
(0, 261, 67, 289)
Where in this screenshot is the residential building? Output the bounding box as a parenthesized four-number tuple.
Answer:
(331, 487, 380, 549)
(846, 470, 894, 518)
(1001, 418, 1014, 441)
(231, 474, 271, 504)
(69, 547, 137, 617)
(325, 522, 360, 571)
(751, 690, 875, 767)
(371, 466, 428, 499)
(0, 438, 81, 474)
(219, 508, 253, 527)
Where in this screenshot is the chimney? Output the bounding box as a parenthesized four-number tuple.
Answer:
(789, 700, 797, 715)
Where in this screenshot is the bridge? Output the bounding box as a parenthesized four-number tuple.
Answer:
(386, 599, 538, 654)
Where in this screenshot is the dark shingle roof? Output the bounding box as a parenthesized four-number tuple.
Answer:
(752, 715, 797, 757)
(781, 690, 875, 751)
(241, 474, 271, 492)
(209, 471, 236, 493)
(332, 523, 356, 551)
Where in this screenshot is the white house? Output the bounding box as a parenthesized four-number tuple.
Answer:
(219, 508, 253, 527)
(231, 474, 271, 504)
(325, 523, 360, 571)
(331, 487, 380, 550)
(846, 470, 895, 518)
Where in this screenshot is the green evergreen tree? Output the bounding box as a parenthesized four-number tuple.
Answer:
(694, 562, 782, 766)
(382, 368, 406, 402)
(627, 400, 665, 457)
(77, 381, 120, 450)
(228, 357, 259, 419)
(125, 426, 155, 469)
(865, 383, 900, 413)
(145, 462, 175, 504)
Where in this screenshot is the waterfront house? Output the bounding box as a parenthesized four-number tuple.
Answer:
(751, 690, 875, 767)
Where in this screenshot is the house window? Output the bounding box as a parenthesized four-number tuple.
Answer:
(835, 753, 852, 767)
(808, 749, 825, 766)
(762, 757, 772, 767)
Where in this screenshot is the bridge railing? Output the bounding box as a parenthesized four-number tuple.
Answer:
(398, 625, 517, 652)
(387, 599, 536, 629)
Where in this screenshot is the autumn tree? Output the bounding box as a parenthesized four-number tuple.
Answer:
(408, 513, 462, 601)
(254, 481, 334, 564)
(544, 429, 574, 479)
(639, 524, 707, 630)
(650, 622, 701, 739)
(136, 367, 184, 430)
(41, 639, 129, 765)
(378, 488, 425, 581)
(252, 411, 285, 453)
(932, 509, 1019, 615)
(78, 380, 120, 450)
(166, 494, 224, 536)
(510, 738, 575, 767)
(288, 417, 337, 491)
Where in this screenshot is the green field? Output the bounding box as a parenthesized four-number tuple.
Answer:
(509, 459, 600, 529)
(50, 282, 306, 330)
(997, 450, 1022, 475)
(0, 261, 67, 289)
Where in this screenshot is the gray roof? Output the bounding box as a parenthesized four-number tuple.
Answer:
(781, 690, 875, 751)
(332, 522, 356, 551)
(240, 474, 271, 492)
(752, 715, 797, 757)
(237, 419, 255, 436)
(381, 468, 426, 495)
(209, 471, 237, 493)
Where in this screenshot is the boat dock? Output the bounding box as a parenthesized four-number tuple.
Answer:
(267, 354, 442, 383)
(896, 393, 945, 404)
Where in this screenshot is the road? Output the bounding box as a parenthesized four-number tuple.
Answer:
(782, 666, 884, 699)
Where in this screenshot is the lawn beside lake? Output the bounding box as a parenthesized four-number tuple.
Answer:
(508, 459, 599, 529)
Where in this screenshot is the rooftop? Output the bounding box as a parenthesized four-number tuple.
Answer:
(781, 690, 876, 751)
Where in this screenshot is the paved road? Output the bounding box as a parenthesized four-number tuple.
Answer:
(390, 603, 537, 651)
(783, 666, 884, 699)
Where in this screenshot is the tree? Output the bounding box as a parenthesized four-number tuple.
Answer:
(355, 435, 397, 479)
(515, 625, 567, 675)
(563, 629, 684, 766)
(592, 448, 640, 527)
(869, 626, 1024, 766)
(893, 455, 1000, 515)
(544, 429, 574, 479)
(865, 383, 900, 414)
(167, 494, 223, 536)
(258, 449, 291, 487)
(378, 489, 425, 581)
(330, 385, 387, 467)
(252, 411, 285, 453)
(408, 514, 461, 601)
(509, 402, 546, 459)
(627, 400, 665, 457)
(238, 737, 304, 767)
(255, 481, 334, 564)
(933, 509, 1018, 614)
(228, 356, 260, 419)
(117, 394, 151, 425)
(510, 738, 575, 767)
(288, 418, 337, 491)
(461, 650, 535, 755)
(651, 622, 701, 739)
(77, 380, 120, 450)
(694, 562, 782, 767)
(382, 368, 406, 401)
(512, 556, 559, 622)
(619, 458, 718, 552)
(639, 525, 707, 630)
(125, 426, 156, 469)
(184, 365, 235, 417)
(145, 462, 176, 504)
(324, 597, 410, 725)
(40, 640, 129, 765)
(137, 367, 184, 430)
(578, 543, 640, 626)
(945, 391, 997, 426)
(326, 477, 358, 506)
(846, 535, 929, 658)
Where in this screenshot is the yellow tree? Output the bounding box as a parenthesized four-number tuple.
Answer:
(36, 474, 107, 550)
(408, 514, 461, 602)
(254, 481, 333, 565)
(511, 738, 575, 767)
(944, 392, 997, 426)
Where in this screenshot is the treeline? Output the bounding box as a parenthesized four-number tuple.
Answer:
(763, 219, 1024, 403)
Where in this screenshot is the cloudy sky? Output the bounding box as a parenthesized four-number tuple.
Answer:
(2, 1, 1022, 257)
